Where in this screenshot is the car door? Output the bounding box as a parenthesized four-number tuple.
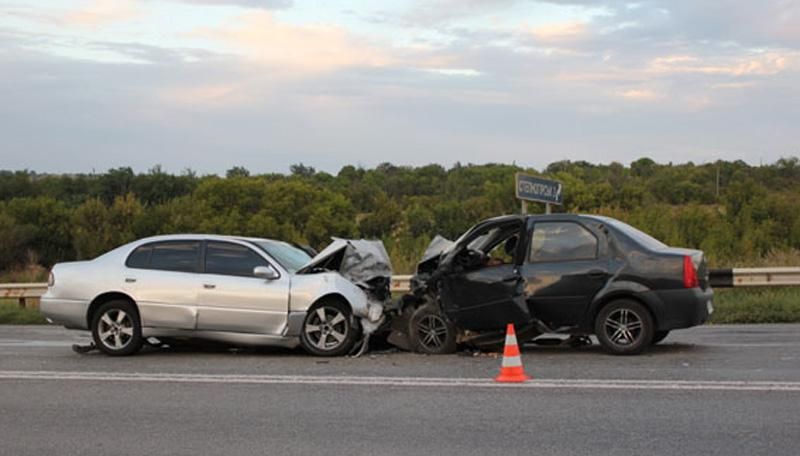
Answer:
(519, 220, 609, 328)
(195, 241, 290, 335)
(439, 221, 531, 331)
(124, 240, 203, 330)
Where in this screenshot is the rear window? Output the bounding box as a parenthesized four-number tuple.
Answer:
(606, 219, 668, 250)
(126, 241, 201, 273)
(125, 245, 152, 268)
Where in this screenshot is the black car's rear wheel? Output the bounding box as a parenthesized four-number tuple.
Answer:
(91, 300, 143, 356)
(300, 300, 358, 357)
(409, 305, 457, 354)
(595, 299, 654, 355)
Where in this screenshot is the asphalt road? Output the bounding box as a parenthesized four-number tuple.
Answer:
(1, 324, 799, 456)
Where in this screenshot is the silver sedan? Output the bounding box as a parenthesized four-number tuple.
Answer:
(41, 235, 392, 356)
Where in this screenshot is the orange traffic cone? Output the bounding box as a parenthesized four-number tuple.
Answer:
(495, 323, 531, 383)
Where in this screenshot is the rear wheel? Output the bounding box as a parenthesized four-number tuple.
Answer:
(594, 299, 654, 355)
(300, 300, 358, 357)
(651, 330, 670, 345)
(91, 300, 143, 356)
(409, 305, 457, 354)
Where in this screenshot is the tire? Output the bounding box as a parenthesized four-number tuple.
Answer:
(594, 299, 654, 356)
(408, 305, 457, 355)
(91, 300, 144, 356)
(651, 330, 670, 345)
(300, 300, 359, 357)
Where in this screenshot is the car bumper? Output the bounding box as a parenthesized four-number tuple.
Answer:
(649, 287, 713, 331)
(40, 297, 90, 330)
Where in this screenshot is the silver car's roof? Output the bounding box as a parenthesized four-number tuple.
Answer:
(131, 234, 279, 244)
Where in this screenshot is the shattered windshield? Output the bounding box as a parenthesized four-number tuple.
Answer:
(250, 240, 312, 272)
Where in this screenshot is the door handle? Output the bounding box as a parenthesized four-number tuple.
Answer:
(203, 283, 216, 289)
(125, 278, 137, 283)
(588, 269, 606, 279)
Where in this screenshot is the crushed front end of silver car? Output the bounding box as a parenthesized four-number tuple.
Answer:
(297, 238, 393, 356)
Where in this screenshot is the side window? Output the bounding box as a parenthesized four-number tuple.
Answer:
(205, 242, 269, 278)
(126, 245, 152, 269)
(149, 241, 201, 273)
(529, 222, 598, 262)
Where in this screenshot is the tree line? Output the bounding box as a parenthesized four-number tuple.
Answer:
(1, 158, 799, 274)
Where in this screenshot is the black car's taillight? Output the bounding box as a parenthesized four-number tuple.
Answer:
(683, 255, 699, 288)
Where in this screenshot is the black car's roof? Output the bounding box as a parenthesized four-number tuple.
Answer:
(480, 213, 592, 224)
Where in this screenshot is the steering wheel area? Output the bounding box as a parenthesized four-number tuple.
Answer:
(455, 248, 487, 270)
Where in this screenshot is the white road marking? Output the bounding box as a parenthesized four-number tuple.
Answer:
(1, 370, 799, 392)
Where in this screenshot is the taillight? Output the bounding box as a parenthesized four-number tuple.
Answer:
(48, 271, 55, 287)
(683, 256, 698, 288)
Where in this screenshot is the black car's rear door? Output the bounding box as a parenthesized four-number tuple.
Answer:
(520, 220, 609, 328)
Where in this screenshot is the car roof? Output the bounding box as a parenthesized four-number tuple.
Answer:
(133, 234, 280, 244)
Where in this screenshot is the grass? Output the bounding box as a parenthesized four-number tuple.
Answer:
(0, 263, 49, 283)
(0, 299, 47, 325)
(709, 287, 800, 324)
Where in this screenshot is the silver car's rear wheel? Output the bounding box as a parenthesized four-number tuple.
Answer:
(300, 300, 358, 357)
(91, 300, 143, 356)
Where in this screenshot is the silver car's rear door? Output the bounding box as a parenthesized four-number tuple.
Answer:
(124, 240, 203, 330)
(195, 241, 290, 335)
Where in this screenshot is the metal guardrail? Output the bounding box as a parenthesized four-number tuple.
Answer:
(709, 268, 800, 288)
(2, 267, 799, 310)
(0, 282, 47, 309)
(390, 275, 412, 293)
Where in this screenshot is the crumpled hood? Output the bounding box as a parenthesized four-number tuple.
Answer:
(297, 238, 392, 286)
(419, 235, 454, 264)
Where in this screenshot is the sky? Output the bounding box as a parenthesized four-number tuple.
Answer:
(0, 0, 798, 175)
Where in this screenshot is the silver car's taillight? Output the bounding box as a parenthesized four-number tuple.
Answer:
(48, 271, 55, 287)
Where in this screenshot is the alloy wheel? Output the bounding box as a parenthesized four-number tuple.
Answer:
(603, 308, 643, 346)
(304, 306, 349, 351)
(416, 314, 450, 351)
(97, 309, 134, 350)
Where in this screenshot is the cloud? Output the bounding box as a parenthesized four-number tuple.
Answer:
(649, 53, 792, 77)
(615, 88, 662, 101)
(191, 11, 392, 72)
(2, 0, 800, 174)
(61, 0, 141, 28)
(530, 21, 588, 42)
(164, 0, 293, 9)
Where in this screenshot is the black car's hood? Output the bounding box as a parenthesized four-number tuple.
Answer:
(416, 235, 454, 273)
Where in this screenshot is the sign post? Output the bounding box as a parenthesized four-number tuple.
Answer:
(515, 173, 563, 214)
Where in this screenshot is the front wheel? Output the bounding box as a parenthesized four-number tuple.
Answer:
(594, 299, 654, 356)
(300, 300, 358, 357)
(91, 300, 143, 356)
(408, 305, 457, 355)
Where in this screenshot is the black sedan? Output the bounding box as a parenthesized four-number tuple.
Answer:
(389, 214, 713, 355)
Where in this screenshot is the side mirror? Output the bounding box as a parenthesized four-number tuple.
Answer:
(253, 265, 280, 280)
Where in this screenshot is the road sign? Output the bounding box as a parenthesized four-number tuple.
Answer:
(515, 173, 563, 205)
